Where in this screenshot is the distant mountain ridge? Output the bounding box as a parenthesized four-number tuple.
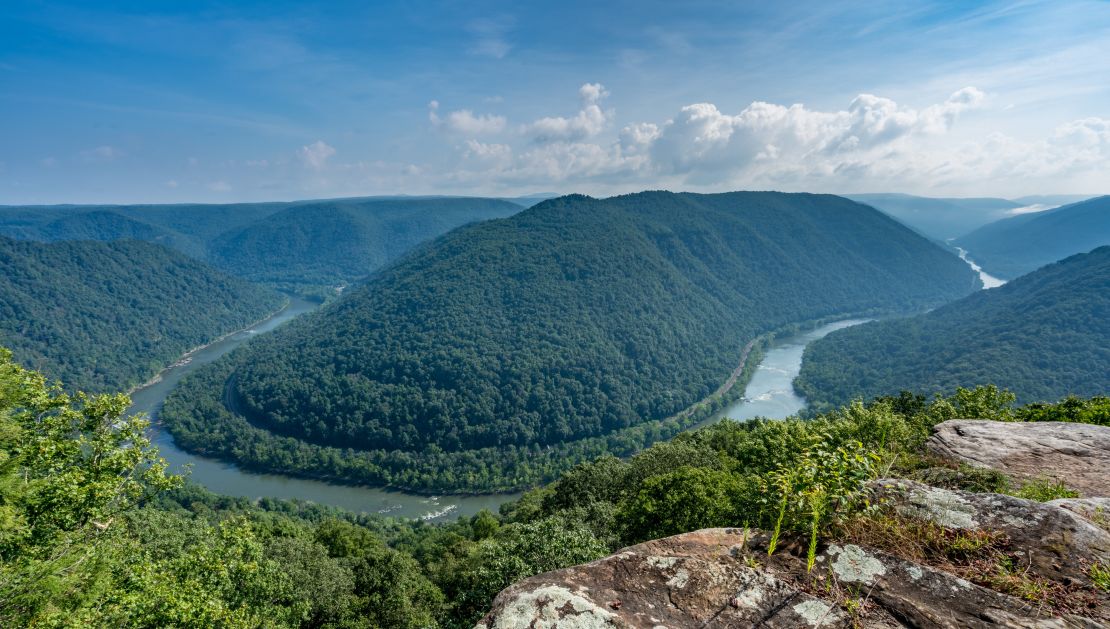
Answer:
(162, 190, 980, 492)
(845, 193, 1021, 240)
(955, 195, 1110, 279)
(0, 236, 284, 392)
(796, 246, 1110, 408)
(0, 196, 523, 284)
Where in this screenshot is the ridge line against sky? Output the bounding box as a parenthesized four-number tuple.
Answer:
(1, 0, 1108, 204)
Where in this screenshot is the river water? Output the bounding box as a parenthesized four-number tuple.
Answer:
(710, 319, 870, 423)
(953, 246, 1006, 289)
(130, 296, 512, 522)
(132, 300, 867, 521)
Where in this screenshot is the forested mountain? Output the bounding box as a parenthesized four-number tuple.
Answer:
(207, 197, 522, 283)
(0, 202, 281, 258)
(845, 193, 1020, 240)
(163, 191, 979, 491)
(0, 197, 521, 284)
(38, 210, 199, 253)
(954, 195, 1110, 279)
(0, 236, 284, 392)
(796, 246, 1110, 409)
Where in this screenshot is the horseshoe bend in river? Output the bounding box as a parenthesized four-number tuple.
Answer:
(130, 294, 866, 522)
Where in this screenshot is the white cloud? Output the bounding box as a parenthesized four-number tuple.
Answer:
(464, 139, 512, 163)
(523, 83, 612, 143)
(920, 87, 986, 134)
(298, 140, 336, 170)
(206, 180, 231, 192)
(426, 82, 1110, 195)
(166, 179, 179, 188)
(467, 17, 513, 59)
(429, 103, 507, 135)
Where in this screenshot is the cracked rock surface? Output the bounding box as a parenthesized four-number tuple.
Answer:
(476, 524, 1103, 628)
(870, 478, 1110, 585)
(927, 420, 1110, 496)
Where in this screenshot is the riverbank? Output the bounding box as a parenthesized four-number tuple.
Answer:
(137, 305, 891, 519)
(126, 294, 294, 396)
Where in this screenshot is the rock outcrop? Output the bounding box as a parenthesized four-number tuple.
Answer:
(478, 479, 1110, 628)
(870, 479, 1110, 585)
(480, 421, 1110, 628)
(1049, 498, 1110, 527)
(927, 420, 1110, 496)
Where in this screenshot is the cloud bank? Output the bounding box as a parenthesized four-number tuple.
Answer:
(204, 84, 1108, 202)
(416, 83, 1108, 196)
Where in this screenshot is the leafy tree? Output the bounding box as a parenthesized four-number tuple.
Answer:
(0, 348, 180, 624)
(442, 516, 608, 626)
(618, 466, 750, 543)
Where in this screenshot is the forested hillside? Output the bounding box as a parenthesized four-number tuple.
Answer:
(0, 236, 284, 392)
(0, 202, 281, 258)
(954, 195, 1110, 278)
(163, 191, 979, 491)
(0, 197, 522, 284)
(207, 197, 522, 283)
(796, 246, 1110, 409)
(846, 193, 1020, 240)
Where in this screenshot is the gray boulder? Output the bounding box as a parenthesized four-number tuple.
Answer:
(1047, 498, 1110, 530)
(927, 420, 1110, 497)
(870, 479, 1110, 585)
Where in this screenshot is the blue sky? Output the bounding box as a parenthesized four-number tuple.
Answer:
(2, 0, 1108, 203)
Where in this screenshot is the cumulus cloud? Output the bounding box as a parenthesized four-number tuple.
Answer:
(429, 102, 507, 134)
(920, 87, 986, 134)
(298, 140, 335, 170)
(429, 82, 1107, 195)
(523, 83, 612, 143)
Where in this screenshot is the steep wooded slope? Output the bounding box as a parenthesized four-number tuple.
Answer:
(0, 236, 284, 391)
(954, 196, 1110, 279)
(797, 246, 1110, 408)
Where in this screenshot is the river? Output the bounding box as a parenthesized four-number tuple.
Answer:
(132, 301, 867, 521)
(953, 246, 1006, 289)
(130, 295, 512, 522)
(711, 319, 870, 422)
